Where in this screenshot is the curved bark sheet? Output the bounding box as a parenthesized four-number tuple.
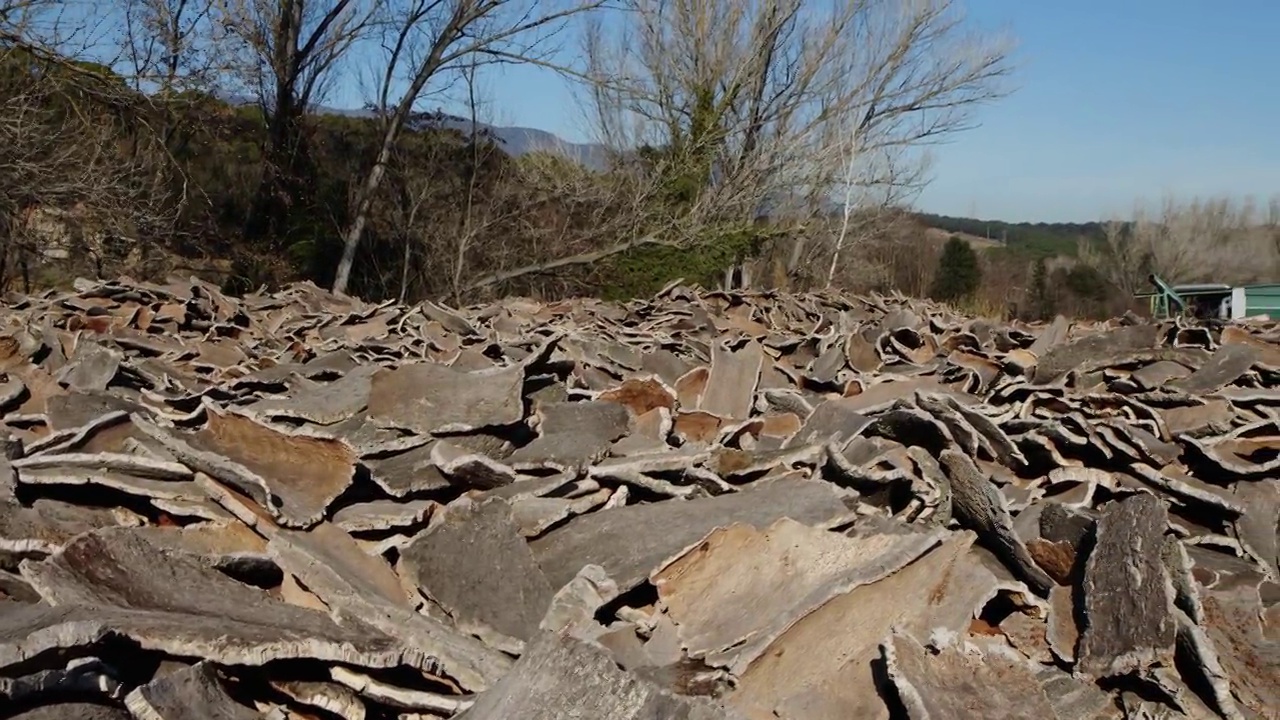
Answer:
(0, 657, 124, 706)
(363, 440, 450, 497)
(124, 662, 259, 720)
(44, 392, 143, 432)
(1078, 494, 1177, 679)
(528, 477, 855, 593)
(10, 703, 131, 720)
(332, 499, 436, 533)
(134, 410, 355, 528)
(699, 340, 764, 420)
(1199, 586, 1280, 717)
(506, 401, 630, 471)
(459, 632, 740, 720)
(939, 450, 1053, 595)
(11, 531, 418, 671)
(367, 361, 524, 435)
(1031, 324, 1161, 384)
(267, 523, 512, 693)
(1171, 344, 1259, 394)
(245, 365, 376, 425)
(728, 532, 1001, 720)
(398, 497, 555, 651)
(270, 679, 366, 720)
(651, 518, 943, 673)
(0, 500, 141, 565)
(883, 631, 1056, 720)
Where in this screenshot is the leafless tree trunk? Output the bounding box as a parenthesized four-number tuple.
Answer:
(581, 0, 1013, 283)
(329, 0, 605, 296)
(215, 0, 377, 240)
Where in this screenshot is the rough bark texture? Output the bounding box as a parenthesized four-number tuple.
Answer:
(0, 277, 1275, 718)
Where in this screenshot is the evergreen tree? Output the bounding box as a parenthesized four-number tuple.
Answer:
(930, 236, 982, 301)
(1030, 257, 1052, 319)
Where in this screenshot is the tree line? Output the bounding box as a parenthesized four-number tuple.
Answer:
(2, 0, 1274, 317)
(0, 0, 1020, 302)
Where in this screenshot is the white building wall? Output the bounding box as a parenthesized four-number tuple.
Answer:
(1231, 287, 1247, 320)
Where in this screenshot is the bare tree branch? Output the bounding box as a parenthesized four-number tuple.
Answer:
(579, 0, 1013, 285)
(330, 0, 606, 295)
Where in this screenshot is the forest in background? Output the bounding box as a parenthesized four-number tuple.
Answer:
(2, 0, 1277, 320)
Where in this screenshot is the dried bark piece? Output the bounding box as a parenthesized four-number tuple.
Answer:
(1160, 399, 1235, 436)
(1231, 480, 1279, 581)
(1027, 314, 1070, 358)
(430, 441, 517, 490)
(44, 392, 142, 432)
(368, 361, 524, 434)
(530, 476, 853, 593)
(539, 564, 620, 636)
(316, 412, 415, 456)
(124, 662, 259, 720)
(459, 632, 738, 720)
(0, 499, 142, 565)
(508, 489, 611, 538)
(1078, 494, 1177, 679)
(1129, 463, 1242, 517)
(332, 499, 436, 533)
(1045, 585, 1079, 664)
(266, 522, 511, 691)
(10, 703, 130, 720)
(883, 631, 1056, 720)
(135, 410, 355, 528)
(245, 365, 376, 425)
(271, 680, 366, 720)
(611, 407, 672, 455)
(12, 452, 191, 480)
(399, 497, 553, 651)
(0, 568, 38, 601)
(506, 400, 630, 470)
(728, 532, 1002, 720)
(0, 656, 123, 705)
(10, 540, 416, 671)
(999, 610, 1055, 664)
(330, 666, 470, 715)
(363, 440, 450, 497)
(1032, 324, 1161, 383)
(699, 339, 764, 420)
(1034, 664, 1121, 720)
(939, 449, 1053, 595)
(598, 377, 677, 415)
(1131, 359, 1194, 390)
(1199, 586, 1280, 717)
(786, 397, 872, 449)
(1170, 344, 1258, 394)
(61, 346, 122, 392)
(653, 519, 942, 672)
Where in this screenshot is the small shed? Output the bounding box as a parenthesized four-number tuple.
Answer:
(1136, 276, 1278, 321)
(1234, 283, 1280, 320)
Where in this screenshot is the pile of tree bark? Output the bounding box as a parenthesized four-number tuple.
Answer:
(1, 277, 1277, 719)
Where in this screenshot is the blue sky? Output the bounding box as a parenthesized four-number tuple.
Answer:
(380, 0, 1279, 224)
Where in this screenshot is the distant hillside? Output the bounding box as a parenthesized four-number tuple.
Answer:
(309, 103, 613, 169)
(922, 227, 1005, 250)
(915, 212, 1106, 257)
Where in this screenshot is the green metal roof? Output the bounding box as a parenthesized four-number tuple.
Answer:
(1133, 281, 1280, 298)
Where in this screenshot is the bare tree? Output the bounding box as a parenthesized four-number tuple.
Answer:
(119, 0, 220, 94)
(1267, 194, 1280, 260)
(1081, 195, 1277, 297)
(329, 0, 607, 295)
(215, 0, 378, 239)
(580, 0, 1013, 285)
(0, 43, 178, 290)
